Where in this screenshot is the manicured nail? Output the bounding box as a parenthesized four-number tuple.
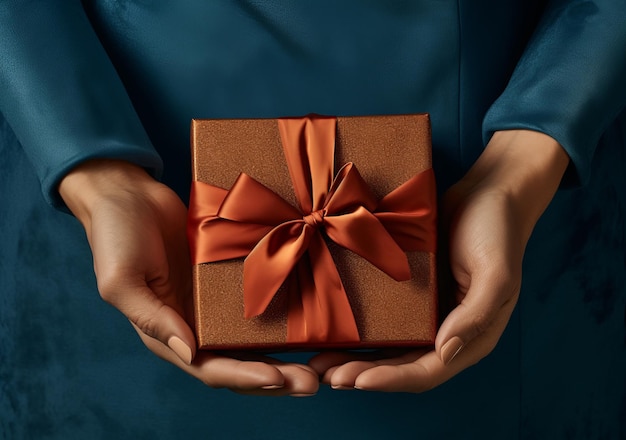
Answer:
(168, 336, 193, 365)
(331, 385, 353, 390)
(441, 336, 464, 365)
(261, 384, 284, 390)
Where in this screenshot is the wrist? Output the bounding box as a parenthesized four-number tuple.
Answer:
(472, 130, 568, 190)
(454, 130, 569, 237)
(58, 159, 157, 222)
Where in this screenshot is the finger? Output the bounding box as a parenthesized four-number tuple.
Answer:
(353, 308, 514, 393)
(236, 364, 320, 397)
(313, 350, 429, 389)
(308, 349, 399, 385)
(136, 329, 287, 390)
(352, 351, 449, 393)
(348, 288, 519, 393)
(308, 348, 409, 376)
(308, 351, 353, 383)
(329, 361, 380, 389)
(194, 353, 287, 391)
(309, 350, 381, 377)
(93, 227, 197, 366)
(228, 352, 320, 395)
(435, 270, 519, 365)
(109, 284, 197, 365)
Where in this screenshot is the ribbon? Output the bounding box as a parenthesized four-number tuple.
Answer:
(188, 115, 436, 344)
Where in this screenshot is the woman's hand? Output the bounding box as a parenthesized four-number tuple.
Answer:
(309, 130, 570, 392)
(59, 159, 318, 396)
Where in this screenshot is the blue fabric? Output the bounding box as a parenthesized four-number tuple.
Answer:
(1, 1, 625, 438)
(0, 1, 163, 208)
(483, 0, 626, 186)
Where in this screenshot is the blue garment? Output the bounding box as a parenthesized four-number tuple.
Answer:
(1, 1, 625, 438)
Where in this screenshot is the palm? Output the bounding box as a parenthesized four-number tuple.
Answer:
(61, 161, 319, 396)
(308, 184, 522, 392)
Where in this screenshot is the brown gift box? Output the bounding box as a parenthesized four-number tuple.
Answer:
(189, 114, 437, 350)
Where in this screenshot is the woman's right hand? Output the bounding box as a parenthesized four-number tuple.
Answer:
(58, 159, 319, 396)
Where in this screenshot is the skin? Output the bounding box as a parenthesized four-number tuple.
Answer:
(310, 129, 569, 391)
(59, 158, 319, 396)
(58, 128, 569, 395)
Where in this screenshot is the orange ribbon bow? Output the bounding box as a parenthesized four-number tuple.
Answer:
(188, 115, 436, 344)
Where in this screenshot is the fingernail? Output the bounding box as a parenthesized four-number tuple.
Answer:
(331, 385, 353, 390)
(168, 336, 193, 365)
(441, 336, 464, 365)
(290, 393, 316, 398)
(261, 384, 283, 390)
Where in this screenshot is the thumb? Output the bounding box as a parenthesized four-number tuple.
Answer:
(100, 282, 197, 365)
(435, 269, 519, 365)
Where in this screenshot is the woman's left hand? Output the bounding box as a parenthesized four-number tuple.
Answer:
(308, 130, 570, 392)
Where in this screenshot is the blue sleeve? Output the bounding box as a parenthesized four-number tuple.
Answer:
(483, 0, 626, 186)
(0, 1, 163, 208)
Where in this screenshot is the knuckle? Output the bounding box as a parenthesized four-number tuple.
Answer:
(470, 311, 494, 336)
(132, 309, 162, 340)
(96, 277, 119, 304)
(95, 265, 130, 304)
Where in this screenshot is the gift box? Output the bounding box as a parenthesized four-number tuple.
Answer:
(187, 114, 437, 350)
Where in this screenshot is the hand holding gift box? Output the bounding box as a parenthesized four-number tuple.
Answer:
(188, 114, 437, 350)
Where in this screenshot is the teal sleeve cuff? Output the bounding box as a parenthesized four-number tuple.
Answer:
(483, 0, 626, 187)
(0, 1, 163, 208)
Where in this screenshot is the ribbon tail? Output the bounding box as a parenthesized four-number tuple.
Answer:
(287, 234, 360, 344)
(243, 222, 313, 318)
